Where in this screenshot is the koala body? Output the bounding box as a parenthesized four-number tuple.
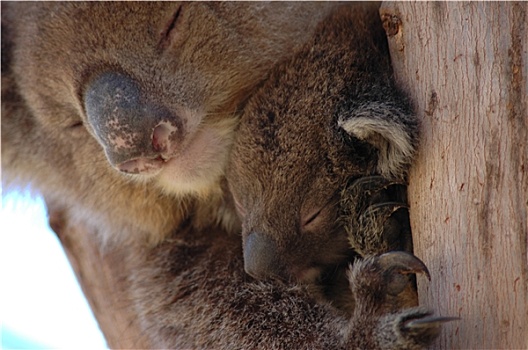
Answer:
(131, 229, 447, 349)
(227, 4, 419, 285)
(2, 2, 450, 348)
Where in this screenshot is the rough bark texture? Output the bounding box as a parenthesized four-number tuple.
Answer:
(380, 2, 528, 348)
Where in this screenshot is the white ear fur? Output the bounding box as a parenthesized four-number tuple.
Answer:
(338, 102, 415, 179)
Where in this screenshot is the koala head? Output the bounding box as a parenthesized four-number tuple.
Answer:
(2, 2, 340, 242)
(3, 2, 337, 198)
(226, 6, 418, 283)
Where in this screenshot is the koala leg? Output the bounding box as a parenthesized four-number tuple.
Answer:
(345, 251, 457, 350)
(341, 175, 412, 257)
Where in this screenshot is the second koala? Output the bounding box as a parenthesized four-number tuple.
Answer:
(227, 5, 419, 307)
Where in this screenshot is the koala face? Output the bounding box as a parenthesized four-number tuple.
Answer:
(5, 2, 337, 198)
(226, 5, 418, 283)
(2, 2, 341, 242)
(228, 89, 379, 283)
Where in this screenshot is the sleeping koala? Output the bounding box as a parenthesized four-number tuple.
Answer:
(226, 4, 420, 311)
(2, 2, 453, 348)
(1, 1, 339, 244)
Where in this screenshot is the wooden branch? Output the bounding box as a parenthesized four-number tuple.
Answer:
(47, 204, 151, 349)
(380, 2, 528, 348)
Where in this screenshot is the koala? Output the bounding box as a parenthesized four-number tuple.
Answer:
(130, 230, 452, 349)
(1, 1, 340, 244)
(226, 4, 420, 312)
(2, 2, 453, 348)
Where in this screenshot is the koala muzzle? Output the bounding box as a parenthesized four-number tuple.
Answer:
(244, 231, 283, 280)
(84, 72, 182, 174)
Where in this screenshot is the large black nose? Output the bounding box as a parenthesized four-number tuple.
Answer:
(84, 72, 181, 174)
(243, 231, 282, 279)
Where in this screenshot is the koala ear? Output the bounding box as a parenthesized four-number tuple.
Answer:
(338, 102, 418, 179)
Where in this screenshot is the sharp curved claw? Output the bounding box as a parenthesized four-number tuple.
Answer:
(377, 251, 431, 281)
(394, 311, 460, 347)
(362, 201, 408, 217)
(405, 316, 461, 329)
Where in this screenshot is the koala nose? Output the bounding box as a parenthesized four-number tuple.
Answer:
(243, 231, 282, 279)
(84, 72, 181, 174)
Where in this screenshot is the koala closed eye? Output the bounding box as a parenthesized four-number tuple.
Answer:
(300, 198, 337, 232)
(302, 207, 323, 228)
(159, 5, 183, 49)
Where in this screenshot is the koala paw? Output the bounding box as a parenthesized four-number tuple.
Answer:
(341, 175, 412, 256)
(348, 251, 428, 306)
(346, 251, 458, 350)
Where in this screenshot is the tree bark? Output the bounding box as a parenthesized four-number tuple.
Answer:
(380, 2, 528, 349)
(47, 204, 150, 349)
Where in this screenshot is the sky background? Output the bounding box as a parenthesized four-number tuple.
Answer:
(1, 191, 107, 349)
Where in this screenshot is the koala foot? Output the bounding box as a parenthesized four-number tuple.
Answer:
(348, 251, 428, 305)
(346, 251, 458, 350)
(341, 175, 412, 256)
(376, 250, 430, 296)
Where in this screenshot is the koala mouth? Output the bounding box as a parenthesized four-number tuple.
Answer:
(117, 156, 165, 175)
(114, 121, 194, 175)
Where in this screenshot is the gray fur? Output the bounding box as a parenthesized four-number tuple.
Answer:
(2, 2, 446, 348)
(226, 5, 446, 348)
(227, 3, 418, 289)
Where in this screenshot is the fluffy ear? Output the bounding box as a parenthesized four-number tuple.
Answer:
(338, 102, 418, 179)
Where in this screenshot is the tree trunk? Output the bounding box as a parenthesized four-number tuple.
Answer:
(47, 204, 150, 349)
(380, 2, 528, 349)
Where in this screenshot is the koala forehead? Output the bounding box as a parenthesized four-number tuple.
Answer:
(12, 3, 187, 125)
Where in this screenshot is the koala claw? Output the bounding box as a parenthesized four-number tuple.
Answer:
(405, 315, 461, 329)
(361, 202, 408, 222)
(343, 175, 406, 213)
(379, 308, 459, 349)
(377, 251, 431, 281)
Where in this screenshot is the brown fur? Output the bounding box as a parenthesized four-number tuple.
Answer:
(227, 4, 418, 285)
(1, 1, 339, 244)
(1, 2, 448, 348)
